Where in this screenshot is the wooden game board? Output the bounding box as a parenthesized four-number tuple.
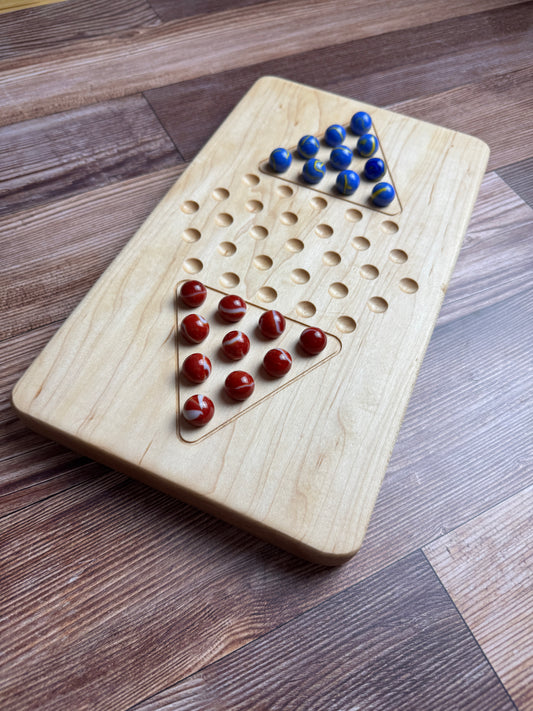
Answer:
(12, 77, 489, 565)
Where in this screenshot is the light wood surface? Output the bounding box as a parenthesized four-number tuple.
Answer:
(0, 0, 66, 13)
(2, 1, 532, 707)
(13, 77, 489, 563)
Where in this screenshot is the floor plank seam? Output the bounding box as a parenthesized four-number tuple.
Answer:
(142, 90, 186, 163)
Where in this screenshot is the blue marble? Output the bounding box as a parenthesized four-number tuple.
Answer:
(371, 182, 396, 207)
(302, 159, 327, 184)
(297, 135, 320, 159)
(350, 111, 372, 135)
(269, 147, 292, 172)
(336, 170, 360, 195)
(357, 133, 379, 158)
(324, 124, 346, 147)
(329, 145, 353, 171)
(364, 157, 386, 181)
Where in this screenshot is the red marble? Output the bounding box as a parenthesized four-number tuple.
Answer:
(180, 280, 207, 307)
(182, 353, 212, 383)
(180, 314, 209, 343)
(182, 394, 215, 426)
(218, 294, 247, 322)
(258, 309, 286, 339)
(224, 370, 255, 401)
(263, 348, 292, 377)
(299, 327, 327, 354)
(221, 330, 250, 360)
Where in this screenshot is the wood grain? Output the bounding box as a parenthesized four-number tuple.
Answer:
(0, 0, 522, 127)
(11, 77, 490, 563)
(425, 488, 533, 711)
(0, 94, 181, 217)
(0, 166, 182, 341)
(498, 157, 533, 208)
(145, 3, 533, 161)
(149, 0, 271, 23)
(0, 0, 67, 14)
(132, 552, 515, 711)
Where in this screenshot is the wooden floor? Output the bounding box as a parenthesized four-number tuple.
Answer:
(1, 1, 532, 709)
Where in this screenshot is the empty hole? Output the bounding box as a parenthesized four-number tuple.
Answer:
(280, 211, 298, 225)
(345, 208, 362, 223)
(323, 251, 341, 266)
(253, 255, 273, 271)
(246, 199, 263, 213)
(212, 187, 229, 201)
(389, 249, 408, 263)
(181, 200, 199, 214)
(315, 224, 333, 238)
(296, 301, 316, 318)
(183, 258, 203, 274)
(218, 241, 236, 256)
(351, 236, 370, 251)
(329, 282, 348, 298)
(381, 220, 399, 234)
(360, 264, 379, 280)
(250, 225, 268, 240)
(182, 228, 201, 243)
(310, 197, 328, 210)
(285, 238, 304, 253)
(220, 272, 240, 288)
(291, 269, 310, 284)
(257, 286, 277, 302)
(243, 174, 260, 186)
(336, 316, 356, 333)
(216, 213, 233, 226)
(400, 278, 419, 293)
(368, 297, 388, 313)
(277, 185, 294, 197)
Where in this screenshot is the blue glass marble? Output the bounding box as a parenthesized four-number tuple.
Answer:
(330, 146, 352, 171)
(324, 124, 346, 147)
(364, 157, 386, 181)
(371, 182, 396, 207)
(357, 134, 379, 158)
(336, 170, 360, 195)
(302, 159, 327, 184)
(350, 111, 372, 135)
(297, 135, 320, 159)
(269, 147, 292, 172)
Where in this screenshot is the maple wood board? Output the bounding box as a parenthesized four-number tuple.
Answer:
(12, 77, 489, 564)
(0, 0, 67, 12)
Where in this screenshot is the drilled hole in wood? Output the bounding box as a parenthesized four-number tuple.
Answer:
(182, 228, 201, 243)
(183, 258, 203, 274)
(323, 251, 341, 266)
(345, 208, 362, 223)
(243, 174, 260, 186)
(315, 224, 333, 238)
(285, 238, 304, 253)
(310, 197, 328, 210)
(296, 301, 316, 318)
(280, 211, 298, 225)
(389, 249, 408, 263)
(212, 188, 229, 201)
(277, 185, 293, 197)
(246, 199, 263, 213)
(336, 316, 356, 332)
(360, 264, 379, 280)
(220, 272, 240, 288)
(352, 236, 370, 251)
(257, 286, 277, 302)
(329, 282, 348, 298)
(381, 220, 399, 234)
(218, 241, 236, 256)
(181, 200, 199, 214)
(253, 255, 273, 271)
(250, 226, 268, 240)
(291, 269, 310, 284)
(399, 278, 419, 293)
(368, 297, 388, 313)
(216, 213, 233, 227)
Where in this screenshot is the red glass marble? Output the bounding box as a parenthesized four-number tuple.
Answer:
(263, 348, 292, 377)
(180, 280, 207, 307)
(258, 309, 286, 339)
(182, 394, 215, 426)
(299, 327, 327, 354)
(221, 330, 250, 360)
(182, 353, 212, 383)
(180, 314, 209, 344)
(218, 294, 247, 322)
(224, 370, 255, 401)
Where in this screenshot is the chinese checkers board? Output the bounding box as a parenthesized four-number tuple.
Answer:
(12, 77, 490, 565)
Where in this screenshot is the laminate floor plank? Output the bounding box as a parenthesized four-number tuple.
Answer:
(425, 487, 533, 711)
(0, 0, 522, 127)
(149, 0, 272, 23)
(0, 94, 181, 217)
(498, 157, 533, 208)
(132, 552, 514, 711)
(0, 0, 160, 62)
(145, 3, 533, 161)
(0, 166, 182, 341)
